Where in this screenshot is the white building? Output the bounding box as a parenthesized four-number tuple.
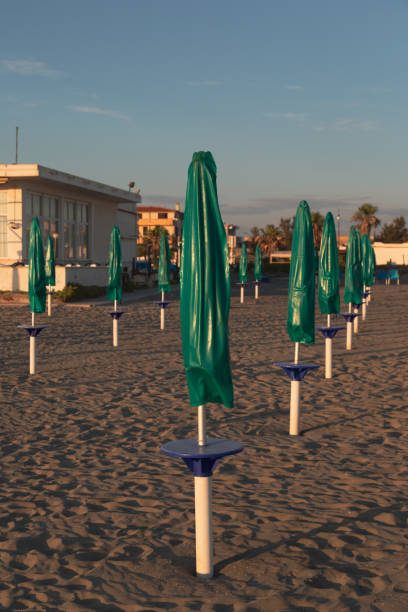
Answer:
(0, 164, 141, 290)
(372, 242, 408, 266)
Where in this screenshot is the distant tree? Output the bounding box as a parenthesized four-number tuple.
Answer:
(310, 211, 325, 249)
(249, 226, 260, 253)
(377, 216, 408, 243)
(255, 224, 283, 260)
(278, 217, 294, 250)
(143, 226, 168, 267)
(351, 204, 380, 237)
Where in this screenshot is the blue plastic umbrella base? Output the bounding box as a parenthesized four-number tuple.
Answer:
(274, 362, 319, 381)
(316, 325, 345, 339)
(340, 312, 359, 323)
(161, 437, 243, 477)
(109, 311, 125, 320)
(19, 325, 47, 338)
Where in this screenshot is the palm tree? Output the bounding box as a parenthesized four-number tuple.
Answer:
(278, 217, 294, 250)
(311, 211, 325, 249)
(351, 204, 380, 238)
(255, 224, 282, 261)
(143, 226, 168, 267)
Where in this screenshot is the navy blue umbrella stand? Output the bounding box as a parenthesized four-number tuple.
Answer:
(340, 311, 359, 350)
(109, 309, 125, 347)
(274, 362, 319, 435)
(155, 292, 170, 330)
(316, 324, 345, 379)
(235, 282, 247, 304)
(19, 324, 47, 375)
(161, 436, 243, 578)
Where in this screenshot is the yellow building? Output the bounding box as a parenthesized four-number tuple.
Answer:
(137, 203, 183, 248)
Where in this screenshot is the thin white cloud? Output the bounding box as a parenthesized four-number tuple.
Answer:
(188, 80, 218, 87)
(285, 85, 304, 91)
(2, 59, 62, 77)
(314, 118, 378, 133)
(71, 106, 130, 121)
(265, 112, 307, 122)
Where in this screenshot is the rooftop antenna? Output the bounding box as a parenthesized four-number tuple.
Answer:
(15, 126, 19, 164)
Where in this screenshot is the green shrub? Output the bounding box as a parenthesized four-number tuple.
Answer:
(55, 284, 106, 303)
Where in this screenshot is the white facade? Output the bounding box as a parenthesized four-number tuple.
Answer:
(0, 164, 141, 290)
(372, 242, 408, 266)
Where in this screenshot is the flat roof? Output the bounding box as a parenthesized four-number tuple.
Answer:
(0, 164, 141, 203)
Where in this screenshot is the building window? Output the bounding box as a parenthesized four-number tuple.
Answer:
(0, 192, 7, 257)
(63, 200, 89, 259)
(158, 212, 168, 219)
(25, 192, 60, 258)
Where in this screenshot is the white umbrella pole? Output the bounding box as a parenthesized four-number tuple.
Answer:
(113, 299, 118, 347)
(325, 314, 332, 378)
(195, 404, 213, 577)
(325, 338, 332, 378)
(30, 312, 36, 375)
(240, 285, 244, 304)
(290, 342, 300, 435)
(48, 285, 52, 317)
(353, 306, 359, 333)
(346, 321, 352, 350)
(255, 283, 259, 300)
(362, 286, 367, 320)
(161, 291, 165, 330)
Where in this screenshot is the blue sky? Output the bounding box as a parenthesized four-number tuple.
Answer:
(0, 0, 406, 235)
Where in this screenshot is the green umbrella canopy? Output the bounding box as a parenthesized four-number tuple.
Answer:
(287, 200, 315, 344)
(180, 151, 233, 408)
(344, 227, 363, 304)
(318, 212, 340, 314)
(361, 233, 371, 287)
(158, 232, 171, 293)
(28, 217, 46, 314)
(239, 243, 248, 283)
(106, 226, 122, 303)
(367, 240, 376, 286)
(254, 244, 262, 281)
(44, 235, 56, 287)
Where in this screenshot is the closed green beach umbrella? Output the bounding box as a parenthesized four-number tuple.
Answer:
(106, 226, 122, 303)
(158, 232, 171, 293)
(28, 217, 46, 314)
(361, 234, 371, 287)
(44, 235, 55, 287)
(287, 200, 315, 344)
(344, 227, 363, 305)
(254, 245, 262, 281)
(366, 239, 375, 287)
(180, 151, 233, 408)
(239, 243, 248, 283)
(318, 212, 340, 314)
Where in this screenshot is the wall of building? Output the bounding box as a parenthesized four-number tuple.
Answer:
(0, 181, 137, 265)
(372, 242, 408, 265)
(0, 264, 110, 291)
(0, 188, 23, 262)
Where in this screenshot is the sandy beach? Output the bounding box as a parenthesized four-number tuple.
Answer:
(0, 279, 407, 611)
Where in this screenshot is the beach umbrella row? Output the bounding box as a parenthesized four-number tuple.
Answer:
(316, 213, 344, 378)
(106, 225, 124, 347)
(157, 232, 171, 330)
(44, 235, 56, 316)
(275, 200, 319, 435)
(162, 152, 242, 578)
(19, 217, 48, 375)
